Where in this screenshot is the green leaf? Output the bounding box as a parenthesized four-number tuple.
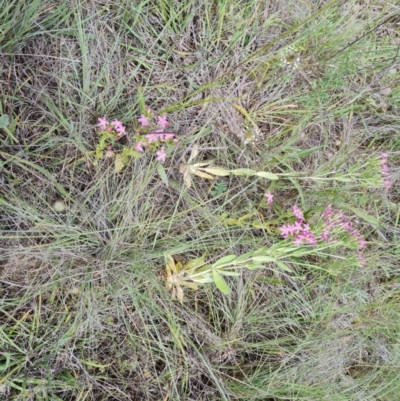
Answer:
(252, 256, 276, 262)
(334, 177, 353, 182)
(235, 251, 255, 262)
(347, 206, 379, 225)
(115, 155, 125, 173)
(256, 171, 279, 180)
(212, 270, 230, 294)
(275, 261, 293, 273)
(184, 255, 206, 271)
(231, 168, 256, 176)
(245, 261, 265, 270)
(125, 148, 142, 158)
(157, 163, 169, 186)
(201, 166, 230, 176)
(255, 277, 286, 285)
(219, 270, 240, 277)
(237, 213, 254, 223)
(212, 254, 237, 268)
(191, 274, 213, 284)
(253, 247, 270, 255)
(0, 114, 10, 128)
(137, 85, 145, 114)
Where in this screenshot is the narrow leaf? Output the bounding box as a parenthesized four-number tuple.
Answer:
(275, 260, 293, 273)
(212, 270, 230, 294)
(255, 277, 286, 285)
(184, 255, 206, 271)
(219, 270, 240, 277)
(231, 168, 256, 176)
(235, 251, 255, 262)
(191, 274, 213, 284)
(115, 156, 125, 173)
(212, 254, 237, 268)
(157, 163, 169, 186)
(252, 256, 276, 262)
(348, 206, 379, 225)
(245, 261, 265, 270)
(183, 171, 192, 188)
(201, 166, 230, 176)
(0, 114, 10, 128)
(194, 170, 214, 179)
(256, 171, 279, 180)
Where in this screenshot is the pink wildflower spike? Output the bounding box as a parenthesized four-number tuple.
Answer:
(286, 224, 297, 236)
(97, 117, 109, 130)
(107, 145, 113, 151)
(305, 233, 317, 245)
(135, 142, 144, 152)
(293, 221, 303, 233)
(265, 192, 273, 206)
(111, 119, 123, 130)
(156, 147, 166, 163)
(279, 225, 290, 238)
(321, 230, 330, 242)
(138, 114, 149, 128)
(292, 205, 304, 221)
(157, 115, 170, 129)
(294, 236, 304, 246)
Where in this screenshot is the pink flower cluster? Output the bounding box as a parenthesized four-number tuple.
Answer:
(96, 110, 176, 164)
(279, 204, 367, 266)
(379, 153, 391, 191)
(320, 204, 366, 265)
(279, 205, 317, 245)
(97, 117, 127, 139)
(134, 111, 176, 163)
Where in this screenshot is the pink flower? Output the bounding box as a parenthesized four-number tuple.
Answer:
(111, 119, 123, 130)
(293, 236, 303, 246)
(97, 117, 109, 130)
(135, 142, 144, 152)
(138, 115, 149, 128)
(116, 125, 126, 136)
(157, 115, 170, 129)
(293, 221, 303, 233)
(292, 205, 304, 221)
(145, 133, 161, 143)
(379, 153, 391, 191)
(156, 147, 166, 163)
(163, 133, 175, 141)
(279, 225, 290, 238)
(321, 230, 330, 242)
(265, 192, 273, 206)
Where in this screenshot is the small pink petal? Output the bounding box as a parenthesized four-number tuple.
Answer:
(135, 142, 144, 152)
(97, 117, 109, 130)
(138, 115, 149, 128)
(156, 147, 166, 163)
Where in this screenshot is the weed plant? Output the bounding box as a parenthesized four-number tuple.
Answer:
(0, 0, 399, 400)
